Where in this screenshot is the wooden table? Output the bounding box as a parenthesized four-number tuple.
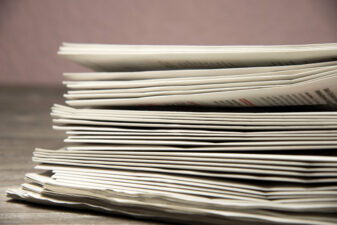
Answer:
(0, 86, 163, 225)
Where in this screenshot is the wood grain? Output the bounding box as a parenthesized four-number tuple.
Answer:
(0, 86, 163, 225)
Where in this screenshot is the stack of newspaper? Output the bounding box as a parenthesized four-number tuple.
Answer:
(61, 43, 337, 107)
(7, 43, 337, 225)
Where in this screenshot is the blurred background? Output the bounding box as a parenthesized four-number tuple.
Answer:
(0, 0, 337, 85)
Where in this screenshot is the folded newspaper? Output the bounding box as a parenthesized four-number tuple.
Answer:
(61, 43, 337, 107)
(7, 43, 337, 225)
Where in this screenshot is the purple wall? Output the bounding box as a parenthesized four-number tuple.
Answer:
(1, 0, 337, 85)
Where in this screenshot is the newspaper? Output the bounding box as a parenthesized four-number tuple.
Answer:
(58, 43, 337, 107)
(58, 43, 337, 71)
(7, 43, 337, 225)
(7, 171, 337, 225)
(63, 60, 337, 81)
(63, 66, 337, 89)
(64, 144, 337, 152)
(64, 75, 337, 107)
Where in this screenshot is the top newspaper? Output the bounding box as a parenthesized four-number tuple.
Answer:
(59, 43, 337, 107)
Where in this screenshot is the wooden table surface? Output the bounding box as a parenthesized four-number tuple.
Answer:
(0, 86, 164, 225)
